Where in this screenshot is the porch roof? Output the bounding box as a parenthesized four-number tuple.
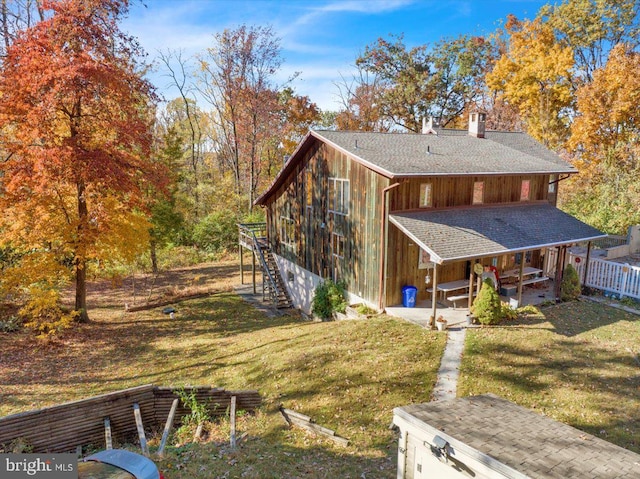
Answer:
(389, 203, 606, 264)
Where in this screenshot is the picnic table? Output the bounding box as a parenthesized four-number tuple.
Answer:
(427, 279, 473, 308)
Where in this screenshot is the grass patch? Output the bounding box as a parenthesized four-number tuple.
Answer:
(0, 263, 446, 478)
(459, 299, 640, 453)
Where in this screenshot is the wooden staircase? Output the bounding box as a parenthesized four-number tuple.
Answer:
(256, 238, 293, 309)
(239, 223, 292, 309)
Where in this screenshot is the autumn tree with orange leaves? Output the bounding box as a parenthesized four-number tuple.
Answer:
(0, 0, 165, 328)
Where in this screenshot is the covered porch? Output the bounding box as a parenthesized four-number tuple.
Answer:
(386, 203, 606, 325)
(386, 279, 554, 328)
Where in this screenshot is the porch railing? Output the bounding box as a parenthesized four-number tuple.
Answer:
(572, 256, 640, 300)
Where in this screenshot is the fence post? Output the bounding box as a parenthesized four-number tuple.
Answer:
(621, 264, 630, 298)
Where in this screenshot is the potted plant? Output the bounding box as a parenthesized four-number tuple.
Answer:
(436, 315, 447, 331)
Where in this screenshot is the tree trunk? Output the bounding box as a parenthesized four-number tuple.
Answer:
(75, 179, 90, 323)
(75, 256, 89, 323)
(150, 238, 158, 274)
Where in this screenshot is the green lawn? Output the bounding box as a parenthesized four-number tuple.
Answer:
(0, 289, 446, 478)
(3, 267, 639, 477)
(458, 299, 640, 453)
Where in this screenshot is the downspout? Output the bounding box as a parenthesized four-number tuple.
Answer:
(548, 174, 571, 187)
(378, 181, 402, 311)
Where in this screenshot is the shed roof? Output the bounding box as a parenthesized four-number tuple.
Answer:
(389, 203, 605, 264)
(394, 394, 640, 479)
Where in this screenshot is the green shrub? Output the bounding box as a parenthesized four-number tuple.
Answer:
(517, 304, 542, 317)
(560, 264, 581, 302)
(471, 279, 502, 325)
(174, 387, 213, 442)
(192, 210, 238, 254)
(355, 304, 377, 316)
(500, 302, 518, 321)
(312, 279, 347, 319)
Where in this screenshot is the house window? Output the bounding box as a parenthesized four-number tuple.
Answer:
(331, 232, 345, 281)
(280, 216, 295, 249)
(520, 180, 531, 201)
(548, 175, 557, 194)
(328, 178, 349, 215)
(419, 183, 432, 208)
(473, 181, 484, 204)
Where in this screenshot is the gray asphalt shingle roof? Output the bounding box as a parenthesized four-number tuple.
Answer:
(316, 129, 575, 177)
(389, 203, 605, 263)
(395, 394, 640, 479)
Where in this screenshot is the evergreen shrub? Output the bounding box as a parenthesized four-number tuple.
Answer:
(471, 279, 502, 325)
(560, 264, 581, 302)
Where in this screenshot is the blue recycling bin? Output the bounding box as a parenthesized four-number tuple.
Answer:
(402, 285, 418, 308)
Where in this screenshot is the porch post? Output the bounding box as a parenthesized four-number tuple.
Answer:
(430, 264, 438, 328)
(252, 250, 257, 294)
(240, 246, 244, 285)
(554, 246, 565, 300)
(467, 269, 474, 310)
(516, 257, 525, 306)
(583, 241, 592, 287)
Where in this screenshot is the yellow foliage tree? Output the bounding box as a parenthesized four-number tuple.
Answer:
(569, 44, 640, 172)
(561, 43, 640, 234)
(486, 16, 574, 148)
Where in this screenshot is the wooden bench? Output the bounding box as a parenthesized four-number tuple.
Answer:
(521, 276, 550, 287)
(447, 291, 477, 309)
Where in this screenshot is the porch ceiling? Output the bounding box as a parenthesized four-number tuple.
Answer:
(389, 203, 606, 264)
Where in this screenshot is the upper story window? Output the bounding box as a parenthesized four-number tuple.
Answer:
(328, 178, 349, 215)
(520, 180, 531, 201)
(473, 181, 484, 204)
(420, 183, 432, 208)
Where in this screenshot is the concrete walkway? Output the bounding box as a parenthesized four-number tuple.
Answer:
(431, 325, 466, 401)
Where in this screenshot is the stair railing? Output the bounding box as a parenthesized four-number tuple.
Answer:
(238, 223, 282, 306)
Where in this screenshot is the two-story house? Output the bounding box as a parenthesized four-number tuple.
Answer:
(253, 114, 604, 317)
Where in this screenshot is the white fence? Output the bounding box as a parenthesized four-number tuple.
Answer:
(572, 256, 640, 300)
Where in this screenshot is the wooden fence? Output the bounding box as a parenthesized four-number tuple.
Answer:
(572, 256, 640, 300)
(0, 385, 261, 453)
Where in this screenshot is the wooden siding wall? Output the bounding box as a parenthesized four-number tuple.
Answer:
(390, 175, 549, 211)
(265, 142, 389, 306)
(385, 174, 550, 306)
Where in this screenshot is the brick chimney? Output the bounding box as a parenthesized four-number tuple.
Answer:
(469, 112, 486, 138)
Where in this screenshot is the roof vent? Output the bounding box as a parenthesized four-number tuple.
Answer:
(469, 112, 486, 138)
(422, 117, 438, 135)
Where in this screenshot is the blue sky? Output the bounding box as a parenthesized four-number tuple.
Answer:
(123, 0, 548, 111)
